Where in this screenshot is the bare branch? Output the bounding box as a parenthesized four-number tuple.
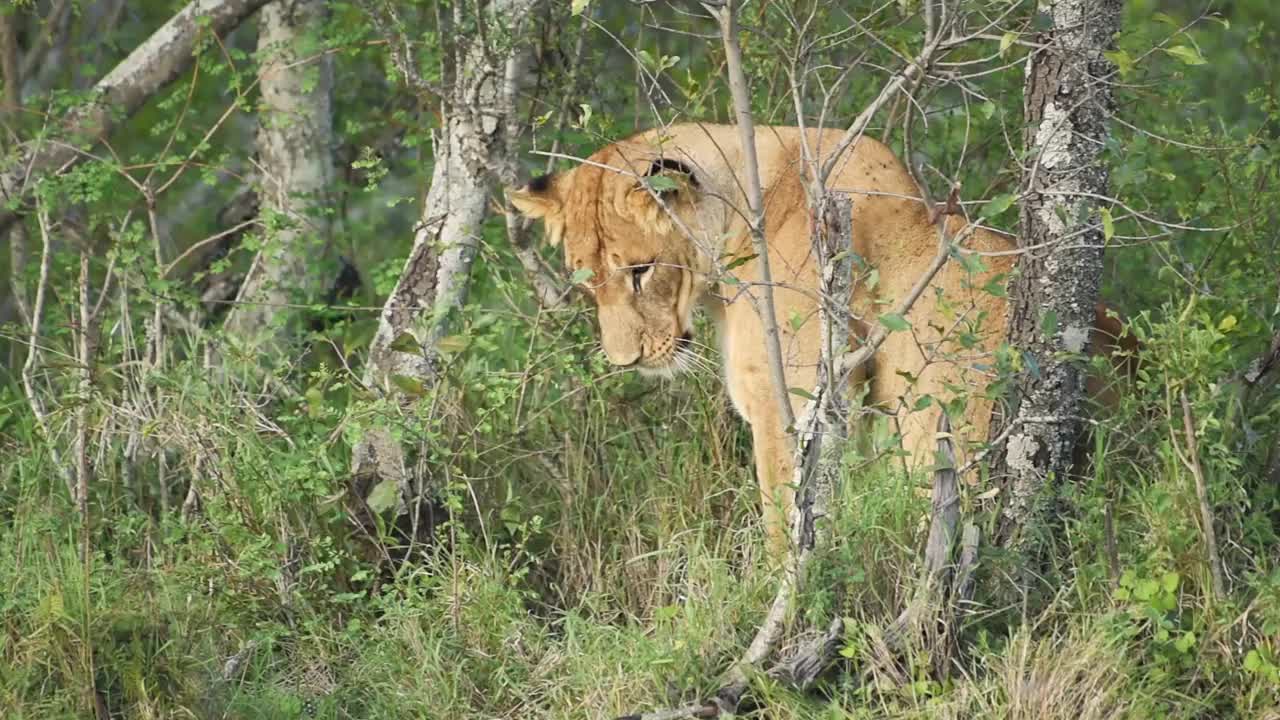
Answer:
(1173, 389, 1227, 601)
(704, 0, 796, 434)
(0, 0, 273, 236)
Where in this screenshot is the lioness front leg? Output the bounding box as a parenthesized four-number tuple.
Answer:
(749, 408, 795, 557)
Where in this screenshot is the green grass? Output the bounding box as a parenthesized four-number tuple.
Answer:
(2, 264, 1279, 719)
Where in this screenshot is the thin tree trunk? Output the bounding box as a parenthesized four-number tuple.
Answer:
(224, 0, 334, 348)
(0, 0, 271, 236)
(351, 0, 538, 518)
(1, 7, 29, 363)
(0, 9, 19, 124)
(75, 247, 92, 514)
(991, 0, 1122, 551)
(705, 0, 795, 435)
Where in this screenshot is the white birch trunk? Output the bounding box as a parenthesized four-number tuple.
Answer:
(351, 0, 538, 513)
(224, 0, 335, 347)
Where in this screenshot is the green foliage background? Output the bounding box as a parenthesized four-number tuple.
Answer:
(1, 1, 1278, 718)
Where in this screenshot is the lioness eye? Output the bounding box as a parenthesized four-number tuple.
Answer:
(631, 260, 655, 293)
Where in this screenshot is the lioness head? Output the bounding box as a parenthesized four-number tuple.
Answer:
(510, 144, 717, 375)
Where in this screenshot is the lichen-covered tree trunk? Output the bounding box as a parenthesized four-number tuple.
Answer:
(350, 0, 537, 516)
(991, 0, 1122, 550)
(224, 0, 334, 347)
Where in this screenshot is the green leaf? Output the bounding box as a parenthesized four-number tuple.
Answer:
(571, 0, 591, 16)
(366, 478, 399, 513)
(390, 374, 427, 398)
(981, 193, 1016, 219)
(723, 252, 758, 271)
(388, 331, 420, 353)
(1041, 309, 1059, 338)
(960, 251, 988, 275)
(646, 175, 679, 193)
(999, 31, 1017, 58)
(788, 310, 806, 332)
(1101, 207, 1114, 242)
(1135, 578, 1159, 602)
(1105, 49, 1135, 78)
(1164, 45, 1207, 66)
(570, 267, 595, 285)
(1161, 571, 1180, 593)
(305, 386, 325, 419)
(1174, 631, 1196, 653)
(878, 313, 911, 333)
(788, 387, 817, 401)
(1218, 314, 1238, 332)
(436, 335, 470, 354)
(1243, 649, 1262, 673)
(913, 395, 934, 412)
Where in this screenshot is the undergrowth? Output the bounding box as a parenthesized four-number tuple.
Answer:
(1, 234, 1278, 718)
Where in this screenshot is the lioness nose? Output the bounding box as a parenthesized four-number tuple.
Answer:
(605, 348, 642, 367)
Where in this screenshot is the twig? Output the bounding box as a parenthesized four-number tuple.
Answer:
(705, 0, 796, 434)
(22, 198, 74, 497)
(1174, 389, 1227, 600)
(0, 0, 274, 236)
(835, 228, 953, 380)
(75, 246, 92, 515)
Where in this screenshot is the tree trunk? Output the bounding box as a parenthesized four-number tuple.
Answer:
(991, 0, 1122, 551)
(223, 0, 334, 348)
(350, 0, 537, 521)
(0, 0, 271, 236)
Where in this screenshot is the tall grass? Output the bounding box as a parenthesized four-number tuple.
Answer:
(2, 244, 1278, 719)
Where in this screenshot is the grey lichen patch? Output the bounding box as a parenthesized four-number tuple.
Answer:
(1007, 433, 1040, 473)
(1034, 101, 1074, 170)
(1062, 324, 1091, 353)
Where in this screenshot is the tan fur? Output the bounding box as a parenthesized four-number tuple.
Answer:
(511, 123, 1118, 552)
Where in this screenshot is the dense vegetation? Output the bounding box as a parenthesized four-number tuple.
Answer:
(1, 1, 1278, 718)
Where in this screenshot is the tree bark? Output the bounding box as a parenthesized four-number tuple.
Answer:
(0, 0, 271, 236)
(991, 0, 1122, 551)
(0, 8, 19, 124)
(223, 0, 334, 348)
(351, 0, 538, 519)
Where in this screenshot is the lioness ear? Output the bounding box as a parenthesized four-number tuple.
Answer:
(643, 158, 699, 198)
(509, 172, 563, 220)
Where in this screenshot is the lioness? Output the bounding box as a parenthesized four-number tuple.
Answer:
(511, 123, 1121, 550)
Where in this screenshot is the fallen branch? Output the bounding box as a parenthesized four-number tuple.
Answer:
(882, 413, 960, 653)
(775, 414, 977, 689)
